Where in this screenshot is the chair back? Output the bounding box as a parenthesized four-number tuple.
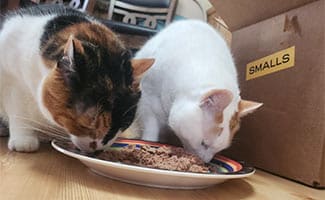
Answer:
(108, 0, 177, 29)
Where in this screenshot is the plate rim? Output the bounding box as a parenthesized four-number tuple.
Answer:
(51, 140, 255, 179)
(89, 168, 219, 190)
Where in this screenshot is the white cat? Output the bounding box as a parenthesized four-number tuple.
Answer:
(129, 20, 262, 162)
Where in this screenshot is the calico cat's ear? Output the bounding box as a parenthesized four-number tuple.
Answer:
(57, 35, 76, 72)
(200, 89, 233, 114)
(57, 35, 85, 87)
(130, 58, 155, 85)
(64, 35, 74, 59)
(238, 100, 263, 117)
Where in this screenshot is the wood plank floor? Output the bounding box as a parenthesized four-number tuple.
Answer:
(0, 137, 324, 200)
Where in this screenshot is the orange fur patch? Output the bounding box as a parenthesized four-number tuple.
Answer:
(229, 112, 239, 131)
(215, 113, 223, 124)
(42, 69, 111, 139)
(130, 58, 155, 89)
(229, 111, 240, 140)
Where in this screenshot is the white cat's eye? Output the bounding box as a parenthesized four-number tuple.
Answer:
(214, 126, 223, 136)
(201, 140, 209, 149)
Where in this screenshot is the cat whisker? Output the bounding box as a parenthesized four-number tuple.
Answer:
(97, 96, 106, 106)
(96, 104, 103, 118)
(17, 117, 64, 134)
(15, 119, 69, 140)
(122, 104, 137, 117)
(96, 98, 105, 116)
(13, 115, 65, 134)
(17, 126, 70, 141)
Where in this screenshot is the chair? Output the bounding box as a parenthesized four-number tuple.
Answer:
(100, 19, 157, 53)
(108, 0, 177, 29)
(44, 0, 96, 13)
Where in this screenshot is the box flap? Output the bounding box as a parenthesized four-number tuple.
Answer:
(209, 0, 317, 31)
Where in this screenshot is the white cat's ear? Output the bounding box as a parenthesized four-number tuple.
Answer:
(130, 58, 155, 86)
(200, 89, 233, 114)
(238, 100, 263, 117)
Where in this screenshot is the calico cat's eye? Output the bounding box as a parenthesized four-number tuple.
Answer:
(106, 79, 113, 90)
(102, 102, 112, 111)
(79, 124, 91, 130)
(213, 125, 223, 136)
(59, 56, 69, 64)
(57, 56, 73, 71)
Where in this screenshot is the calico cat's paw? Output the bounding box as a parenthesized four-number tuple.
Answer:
(0, 127, 9, 137)
(8, 136, 39, 152)
(0, 121, 9, 137)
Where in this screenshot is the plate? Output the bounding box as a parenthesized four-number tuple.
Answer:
(51, 139, 255, 189)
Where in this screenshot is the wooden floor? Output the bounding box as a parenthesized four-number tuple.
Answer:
(0, 137, 324, 200)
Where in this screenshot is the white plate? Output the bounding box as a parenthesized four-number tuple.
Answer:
(51, 140, 255, 189)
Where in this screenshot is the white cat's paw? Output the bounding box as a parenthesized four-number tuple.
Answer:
(8, 136, 39, 152)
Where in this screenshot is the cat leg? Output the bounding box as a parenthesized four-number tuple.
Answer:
(137, 96, 163, 141)
(7, 116, 39, 152)
(124, 113, 160, 141)
(139, 106, 162, 142)
(120, 119, 142, 139)
(141, 116, 160, 141)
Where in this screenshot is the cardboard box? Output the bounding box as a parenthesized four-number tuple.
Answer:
(207, 7, 232, 47)
(209, 0, 317, 31)
(222, 0, 325, 188)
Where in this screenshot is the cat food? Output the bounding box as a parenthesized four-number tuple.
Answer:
(97, 145, 211, 173)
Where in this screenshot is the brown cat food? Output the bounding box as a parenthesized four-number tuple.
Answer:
(97, 145, 211, 173)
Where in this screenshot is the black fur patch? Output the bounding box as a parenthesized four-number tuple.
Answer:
(38, 5, 91, 52)
(102, 90, 140, 144)
(67, 44, 140, 144)
(41, 15, 89, 48)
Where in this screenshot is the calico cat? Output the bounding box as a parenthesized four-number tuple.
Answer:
(0, 5, 154, 152)
(128, 20, 262, 162)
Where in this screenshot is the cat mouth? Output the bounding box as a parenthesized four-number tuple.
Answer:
(89, 141, 97, 150)
(70, 135, 104, 153)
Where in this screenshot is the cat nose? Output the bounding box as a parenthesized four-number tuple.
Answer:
(70, 135, 103, 152)
(88, 141, 98, 150)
